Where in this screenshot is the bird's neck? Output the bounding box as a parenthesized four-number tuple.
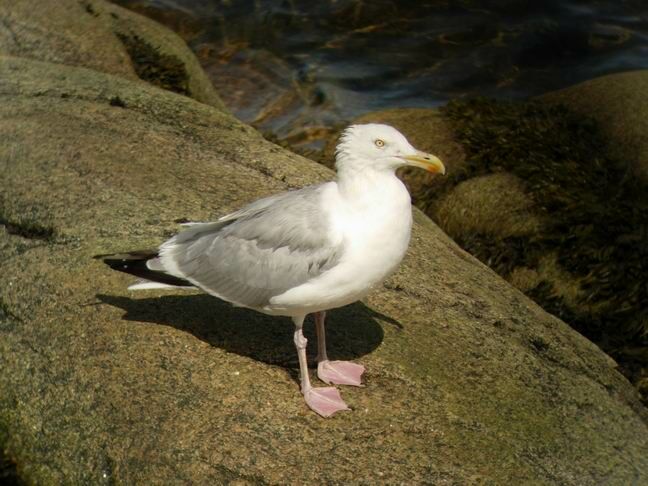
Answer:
(335, 158, 406, 203)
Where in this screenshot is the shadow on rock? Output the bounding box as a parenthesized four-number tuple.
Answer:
(96, 293, 387, 368)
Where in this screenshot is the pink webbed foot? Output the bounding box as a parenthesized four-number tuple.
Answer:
(303, 386, 350, 417)
(317, 360, 365, 386)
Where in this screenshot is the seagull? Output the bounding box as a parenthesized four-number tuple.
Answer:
(96, 124, 445, 417)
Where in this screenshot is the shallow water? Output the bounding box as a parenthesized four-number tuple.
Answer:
(118, 0, 648, 145)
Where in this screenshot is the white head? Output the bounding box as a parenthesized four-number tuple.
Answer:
(335, 123, 445, 175)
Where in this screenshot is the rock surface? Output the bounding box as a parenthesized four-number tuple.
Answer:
(0, 0, 225, 110)
(2, 56, 648, 485)
(1, 4, 648, 484)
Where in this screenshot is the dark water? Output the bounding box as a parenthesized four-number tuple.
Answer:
(119, 0, 648, 144)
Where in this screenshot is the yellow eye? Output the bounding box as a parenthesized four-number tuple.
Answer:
(375, 139, 385, 148)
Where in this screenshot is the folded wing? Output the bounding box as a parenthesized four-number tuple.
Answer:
(159, 184, 343, 309)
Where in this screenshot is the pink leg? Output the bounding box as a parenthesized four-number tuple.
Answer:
(314, 311, 365, 387)
(292, 315, 349, 417)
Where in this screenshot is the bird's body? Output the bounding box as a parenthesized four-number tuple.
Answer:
(97, 124, 445, 417)
(268, 174, 413, 315)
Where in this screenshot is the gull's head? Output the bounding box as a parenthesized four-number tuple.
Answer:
(335, 123, 445, 175)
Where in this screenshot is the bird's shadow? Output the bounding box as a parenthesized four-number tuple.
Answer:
(96, 293, 397, 375)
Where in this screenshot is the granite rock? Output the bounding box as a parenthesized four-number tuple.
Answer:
(1, 55, 647, 485)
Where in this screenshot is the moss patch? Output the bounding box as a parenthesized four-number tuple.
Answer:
(440, 98, 648, 400)
(117, 34, 190, 96)
(0, 299, 20, 329)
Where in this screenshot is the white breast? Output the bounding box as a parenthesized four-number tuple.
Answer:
(341, 179, 412, 284)
(267, 174, 412, 314)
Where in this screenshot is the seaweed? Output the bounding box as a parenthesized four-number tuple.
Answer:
(81, 1, 98, 17)
(453, 232, 544, 277)
(117, 34, 190, 96)
(439, 97, 648, 399)
(0, 448, 22, 486)
(109, 96, 126, 108)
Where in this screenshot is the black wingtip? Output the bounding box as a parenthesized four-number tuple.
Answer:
(93, 253, 110, 260)
(94, 249, 193, 288)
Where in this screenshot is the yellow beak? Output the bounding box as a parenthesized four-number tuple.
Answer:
(401, 151, 446, 175)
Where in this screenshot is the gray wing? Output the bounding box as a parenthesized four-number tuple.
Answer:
(158, 184, 342, 309)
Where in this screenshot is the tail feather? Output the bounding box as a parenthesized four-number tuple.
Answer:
(94, 250, 193, 288)
(127, 280, 186, 290)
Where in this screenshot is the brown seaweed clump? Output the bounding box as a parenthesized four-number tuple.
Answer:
(117, 34, 190, 96)
(438, 98, 648, 401)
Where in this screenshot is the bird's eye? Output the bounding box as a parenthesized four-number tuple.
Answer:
(375, 139, 385, 148)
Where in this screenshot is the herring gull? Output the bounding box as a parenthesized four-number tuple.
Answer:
(96, 124, 445, 417)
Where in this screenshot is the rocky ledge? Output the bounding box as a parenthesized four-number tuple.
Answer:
(1, 1, 647, 484)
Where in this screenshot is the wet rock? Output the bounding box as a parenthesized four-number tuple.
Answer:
(1, 55, 648, 484)
(0, 0, 225, 110)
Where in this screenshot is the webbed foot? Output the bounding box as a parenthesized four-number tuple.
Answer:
(317, 360, 365, 386)
(303, 386, 350, 417)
